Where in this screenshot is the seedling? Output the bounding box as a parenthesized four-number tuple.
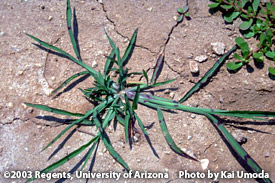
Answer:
(209, 0, 275, 76)
(177, 5, 190, 23)
(25, 1, 275, 183)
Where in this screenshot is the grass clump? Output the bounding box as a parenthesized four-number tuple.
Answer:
(25, 1, 275, 183)
(209, 0, 275, 76)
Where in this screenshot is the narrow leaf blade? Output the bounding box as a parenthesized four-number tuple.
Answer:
(151, 51, 165, 84)
(66, 0, 81, 61)
(157, 108, 198, 161)
(101, 132, 130, 171)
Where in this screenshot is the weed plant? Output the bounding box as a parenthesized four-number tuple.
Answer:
(209, 0, 275, 76)
(25, 0, 275, 182)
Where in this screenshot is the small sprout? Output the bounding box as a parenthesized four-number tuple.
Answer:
(177, 5, 190, 22)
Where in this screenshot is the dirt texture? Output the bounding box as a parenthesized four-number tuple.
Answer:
(0, 0, 274, 183)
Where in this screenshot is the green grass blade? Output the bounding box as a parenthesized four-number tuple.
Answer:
(104, 49, 116, 76)
(27, 135, 99, 183)
(134, 113, 148, 136)
(93, 110, 103, 132)
(26, 34, 98, 76)
(132, 85, 140, 110)
(121, 28, 138, 65)
(24, 103, 83, 117)
(116, 115, 126, 126)
(104, 29, 117, 53)
(51, 71, 89, 95)
(129, 78, 176, 92)
(205, 113, 272, 183)
(102, 109, 116, 130)
(80, 138, 100, 171)
(124, 111, 130, 142)
(143, 69, 149, 85)
(179, 45, 238, 103)
(102, 96, 119, 129)
(101, 131, 130, 171)
(66, 0, 81, 61)
(138, 96, 274, 120)
(157, 108, 198, 161)
(151, 51, 165, 84)
(217, 110, 275, 117)
(42, 97, 114, 151)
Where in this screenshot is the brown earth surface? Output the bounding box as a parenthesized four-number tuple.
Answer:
(0, 0, 274, 183)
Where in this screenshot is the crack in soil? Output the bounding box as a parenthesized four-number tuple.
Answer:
(1, 117, 29, 126)
(101, 1, 156, 54)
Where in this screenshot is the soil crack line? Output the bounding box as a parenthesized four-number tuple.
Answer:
(100, 1, 155, 54)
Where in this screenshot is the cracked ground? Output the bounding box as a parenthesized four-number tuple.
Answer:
(0, 0, 274, 183)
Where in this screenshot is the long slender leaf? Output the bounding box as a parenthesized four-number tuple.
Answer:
(179, 45, 237, 103)
(101, 131, 130, 171)
(104, 49, 116, 76)
(66, 0, 81, 61)
(124, 110, 131, 142)
(134, 113, 148, 136)
(157, 108, 198, 161)
(132, 85, 140, 110)
(128, 78, 176, 92)
(151, 51, 165, 84)
(27, 135, 100, 183)
(24, 103, 83, 117)
(143, 69, 149, 85)
(41, 97, 114, 151)
(205, 113, 271, 183)
(138, 96, 275, 120)
(26, 34, 98, 76)
(51, 71, 89, 95)
(80, 138, 100, 171)
(122, 28, 138, 66)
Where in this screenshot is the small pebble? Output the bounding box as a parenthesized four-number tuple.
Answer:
(200, 159, 209, 170)
(265, 152, 270, 158)
(211, 42, 226, 55)
(187, 135, 192, 140)
(192, 102, 199, 107)
(211, 54, 217, 58)
(24, 147, 28, 152)
(195, 55, 208, 63)
(7, 102, 13, 108)
(133, 136, 139, 142)
(164, 89, 170, 94)
(191, 114, 196, 119)
(189, 61, 199, 74)
(169, 92, 175, 99)
(22, 103, 27, 109)
(147, 7, 153, 11)
(18, 70, 24, 75)
(26, 108, 33, 113)
(187, 54, 193, 59)
(219, 96, 223, 103)
(92, 60, 98, 68)
(48, 16, 53, 21)
(0, 31, 6, 36)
